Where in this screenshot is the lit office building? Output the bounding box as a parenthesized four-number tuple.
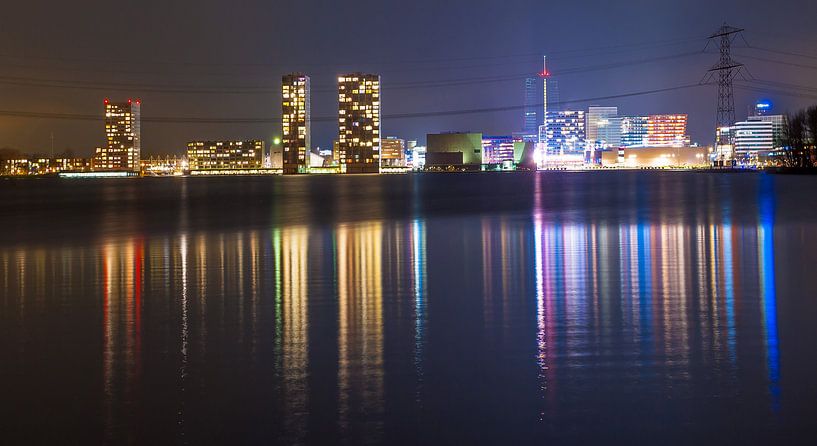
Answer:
(647, 114, 690, 147)
(338, 73, 381, 174)
(586, 106, 618, 148)
(598, 117, 623, 149)
(93, 99, 141, 172)
(733, 119, 774, 161)
(381, 137, 407, 167)
(411, 144, 427, 170)
(601, 146, 709, 168)
(545, 110, 586, 154)
(748, 114, 786, 148)
(187, 140, 264, 171)
(282, 73, 311, 174)
(482, 136, 518, 165)
(620, 116, 649, 147)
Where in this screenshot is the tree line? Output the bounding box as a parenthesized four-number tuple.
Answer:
(782, 105, 817, 168)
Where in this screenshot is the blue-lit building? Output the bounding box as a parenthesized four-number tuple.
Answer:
(523, 78, 539, 134)
(482, 136, 517, 165)
(620, 116, 649, 147)
(545, 110, 586, 154)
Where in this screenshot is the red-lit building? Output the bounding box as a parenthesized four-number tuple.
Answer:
(646, 114, 690, 147)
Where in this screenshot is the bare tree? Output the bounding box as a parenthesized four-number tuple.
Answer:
(806, 106, 817, 166)
(783, 110, 809, 168)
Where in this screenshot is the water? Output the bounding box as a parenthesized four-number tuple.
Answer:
(1, 172, 817, 444)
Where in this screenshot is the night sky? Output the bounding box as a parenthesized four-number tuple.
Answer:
(1, 0, 816, 156)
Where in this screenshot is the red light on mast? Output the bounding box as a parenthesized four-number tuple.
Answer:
(539, 70, 550, 78)
(104, 98, 109, 105)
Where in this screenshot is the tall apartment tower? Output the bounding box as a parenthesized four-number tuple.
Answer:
(282, 73, 311, 174)
(338, 73, 381, 174)
(94, 99, 141, 172)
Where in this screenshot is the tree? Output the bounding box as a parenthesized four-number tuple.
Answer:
(806, 106, 817, 165)
(783, 110, 810, 168)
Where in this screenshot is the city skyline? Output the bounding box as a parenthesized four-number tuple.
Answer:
(1, 1, 816, 155)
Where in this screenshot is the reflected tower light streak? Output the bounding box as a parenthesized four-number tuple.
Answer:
(722, 223, 737, 365)
(178, 233, 189, 440)
(412, 219, 427, 406)
(281, 226, 309, 440)
(758, 177, 780, 412)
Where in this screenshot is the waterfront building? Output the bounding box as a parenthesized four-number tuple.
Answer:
(2, 157, 89, 176)
(282, 73, 311, 174)
(748, 114, 786, 148)
(601, 146, 709, 168)
(140, 155, 187, 176)
(646, 114, 690, 147)
(411, 144, 427, 170)
(93, 99, 141, 172)
(186, 140, 264, 171)
(523, 78, 538, 134)
(405, 140, 418, 167)
(586, 106, 618, 148)
(338, 73, 381, 174)
(545, 110, 586, 155)
(426, 132, 483, 169)
(733, 119, 774, 163)
(482, 136, 516, 165)
(620, 116, 649, 147)
(381, 137, 407, 167)
(598, 116, 623, 148)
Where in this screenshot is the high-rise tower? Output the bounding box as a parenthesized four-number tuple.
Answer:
(523, 78, 538, 134)
(94, 99, 141, 172)
(338, 73, 381, 174)
(282, 73, 311, 174)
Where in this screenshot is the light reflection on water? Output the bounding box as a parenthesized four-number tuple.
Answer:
(1, 173, 816, 444)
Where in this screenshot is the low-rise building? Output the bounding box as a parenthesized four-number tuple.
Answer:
(426, 132, 483, 169)
(601, 147, 709, 168)
(187, 140, 264, 171)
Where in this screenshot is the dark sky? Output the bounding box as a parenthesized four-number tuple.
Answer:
(1, 0, 816, 156)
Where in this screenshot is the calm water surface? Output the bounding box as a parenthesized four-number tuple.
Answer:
(1, 172, 817, 444)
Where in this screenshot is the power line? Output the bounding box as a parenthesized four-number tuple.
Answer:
(0, 83, 703, 124)
(734, 53, 817, 71)
(746, 46, 817, 61)
(0, 35, 706, 71)
(0, 51, 703, 94)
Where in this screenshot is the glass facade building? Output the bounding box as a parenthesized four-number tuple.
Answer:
(587, 106, 620, 150)
(523, 78, 539, 134)
(620, 116, 649, 148)
(545, 110, 586, 155)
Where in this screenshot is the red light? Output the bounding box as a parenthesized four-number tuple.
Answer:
(104, 98, 109, 105)
(539, 70, 550, 78)
(128, 99, 132, 104)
